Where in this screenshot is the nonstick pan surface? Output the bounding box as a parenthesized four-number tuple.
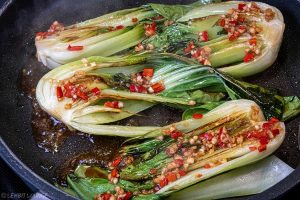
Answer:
(0, 0, 299, 200)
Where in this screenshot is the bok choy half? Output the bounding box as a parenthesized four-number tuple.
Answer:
(65, 100, 286, 200)
(35, 1, 285, 78)
(36, 53, 300, 137)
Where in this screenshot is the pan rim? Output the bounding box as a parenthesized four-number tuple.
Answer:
(0, 0, 299, 199)
(0, 138, 78, 200)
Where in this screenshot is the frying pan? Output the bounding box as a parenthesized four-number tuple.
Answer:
(0, 0, 299, 199)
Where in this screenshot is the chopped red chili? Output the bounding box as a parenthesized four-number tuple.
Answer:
(145, 22, 157, 37)
(76, 85, 88, 101)
(272, 129, 280, 137)
(67, 45, 83, 51)
(151, 82, 165, 93)
(228, 34, 237, 41)
(91, 87, 101, 95)
(243, 52, 255, 62)
(178, 170, 186, 177)
(269, 117, 279, 123)
(184, 41, 195, 54)
(200, 132, 213, 141)
(56, 86, 63, 100)
(111, 168, 118, 178)
(111, 156, 122, 167)
(200, 31, 209, 42)
(123, 191, 132, 200)
(249, 146, 257, 151)
(170, 131, 183, 140)
(229, 20, 238, 26)
(249, 38, 257, 46)
(192, 113, 203, 119)
(203, 164, 211, 169)
(159, 177, 168, 187)
(116, 25, 124, 30)
(258, 144, 267, 152)
(219, 18, 225, 27)
(238, 3, 246, 10)
(100, 192, 112, 200)
(166, 173, 177, 182)
(142, 68, 154, 77)
(104, 101, 120, 109)
(174, 159, 184, 166)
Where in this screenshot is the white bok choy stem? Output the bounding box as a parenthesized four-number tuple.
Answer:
(36, 53, 159, 137)
(168, 156, 293, 200)
(177, 1, 285, 77)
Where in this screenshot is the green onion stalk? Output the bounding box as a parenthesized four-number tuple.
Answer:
(36, 53, 300, 137)
(65, 100, 286, 200)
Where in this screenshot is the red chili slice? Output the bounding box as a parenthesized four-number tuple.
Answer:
(259, 136, 269, 145)
(184, 41, 195, 54)
(170, 131, 182, 140)
(116, 25, 124, 30)
(151, 82, 165, 93)
(178, 170, 186, 177)
(166, 173, 177, 182)
(228, 34, 237, 41)
(145, 22, 157, 37)
(100, 193, 112, 200)
(249, 38, 257, 46)
(238, 3, 246, 10)
(67, 45, 83, 51)
(142, 68, 154, 77)
(228, 20, 238, 26)
(91, 87, 101, 95)
(200, 31, 209, 42)
(56, 86, 63, 100)
(174, 159, 184, 166)
(258, 144, 267, 152)
(238, 16, 245, 22)
(200, 132, 213, 141)
(192, 113, 203, 119)
(123, 191, 132, 200)
(63, 82, 75, 98)
(243, 52, 255, 62)
(129, 84, 139, 92)
(249, 146, 257, 151)
(76, 85, 88, 101)
(159, 177, 168, 187)
(104, 101, 115, 108)
(203, 164, 211, 169)
(269, 117, 279, 123)
(219, 19, 225, 27)
(111, 156, 122, 167)
(262, 122, 271, 130)
(111, 168, 118, 178)
(272, 129, 280, 137)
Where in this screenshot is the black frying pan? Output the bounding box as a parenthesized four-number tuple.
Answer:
(0, 0, 299, 200)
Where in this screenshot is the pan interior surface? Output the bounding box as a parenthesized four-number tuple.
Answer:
(0, 0, 299, 200)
